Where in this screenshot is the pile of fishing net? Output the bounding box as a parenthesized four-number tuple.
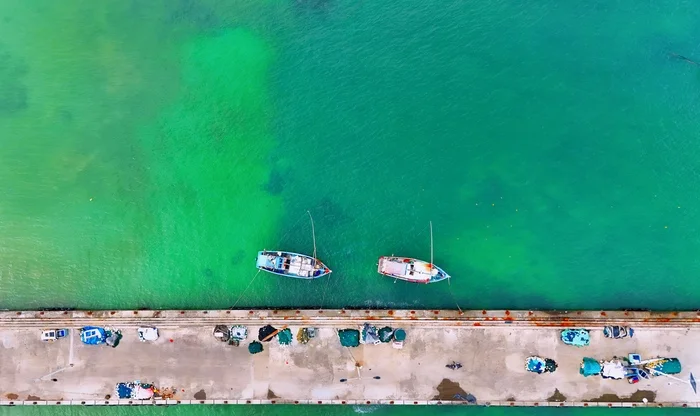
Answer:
(277, 328, 292, 345)
(248, 341, 264, 354)
(258, 325, 277, 342)
(378, 327, 394, 343)
(338, 329, 360, 347)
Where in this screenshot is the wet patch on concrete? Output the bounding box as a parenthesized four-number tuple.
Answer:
(399, 374, 419, 397)
(267, 389, 279, 399)
(505, 396, 516, 402)
(27, 395, 41, 401)
(547, 388, 566, 402)
(432, 378, 467, 401)
(5, 393, 18, 400)
(409, 338, 427, 359)
(586, 390, 656, 403)
(193, 389, 206, 400)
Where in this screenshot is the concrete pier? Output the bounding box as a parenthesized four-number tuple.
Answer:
(1, 309, 699, 407)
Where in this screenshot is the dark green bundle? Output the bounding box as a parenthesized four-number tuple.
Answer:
(248, 341, 264, 354)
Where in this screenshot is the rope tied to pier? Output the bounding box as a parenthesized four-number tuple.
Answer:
(231, 212, 308, 309)
(447, 282, 464, 314)
(320, 262, 336, 308)
(231, 270, 262, 309)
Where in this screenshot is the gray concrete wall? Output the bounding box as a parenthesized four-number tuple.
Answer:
(1, 309, 699, 407)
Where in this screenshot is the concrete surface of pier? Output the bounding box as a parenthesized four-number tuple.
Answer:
(1, 309, 699, 407)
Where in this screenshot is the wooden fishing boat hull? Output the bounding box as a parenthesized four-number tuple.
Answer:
(256, 250, 331, 279)
(377, 256, 450, 284)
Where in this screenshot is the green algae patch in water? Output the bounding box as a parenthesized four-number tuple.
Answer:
(135, 29, 284, 309)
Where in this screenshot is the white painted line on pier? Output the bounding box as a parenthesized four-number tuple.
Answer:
(35, 363, 73, 382)
(68, 327, 75, 366)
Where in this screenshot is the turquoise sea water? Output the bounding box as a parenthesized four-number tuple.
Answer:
(2, 0, 700, 415)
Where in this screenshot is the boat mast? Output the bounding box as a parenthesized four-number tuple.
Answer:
(308, 211, 317, 262)
(430, 220, 448, 284)
(429, 221, 434, 271)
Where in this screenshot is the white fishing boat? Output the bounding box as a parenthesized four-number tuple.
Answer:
(377, 222, 450, 284)
(377, 256, 449, 283)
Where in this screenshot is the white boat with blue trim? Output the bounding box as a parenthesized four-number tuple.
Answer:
(256, 250, 331, 279)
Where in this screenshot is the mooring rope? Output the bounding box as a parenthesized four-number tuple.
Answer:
(447, 281, 464, 314)
(319, 264, 336, 308)
(265, 212, 308, 256)
(237, 212, 308, 309)
(231, 269, 262, 309)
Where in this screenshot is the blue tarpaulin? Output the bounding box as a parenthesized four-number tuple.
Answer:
(527, 357, 546, 373)
(561, 328, 590, 347)
(527, 356, 557, 374)
(580, 357, 601, 376)
(115, 382, 155, 399)
(116, 383, 132, 399)
(361, 324, 380, 345)
(80, 326, 107, 345)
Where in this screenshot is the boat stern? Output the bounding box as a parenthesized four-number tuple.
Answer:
(255, 251, 271, 269)
(377, 256, 386, 274)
